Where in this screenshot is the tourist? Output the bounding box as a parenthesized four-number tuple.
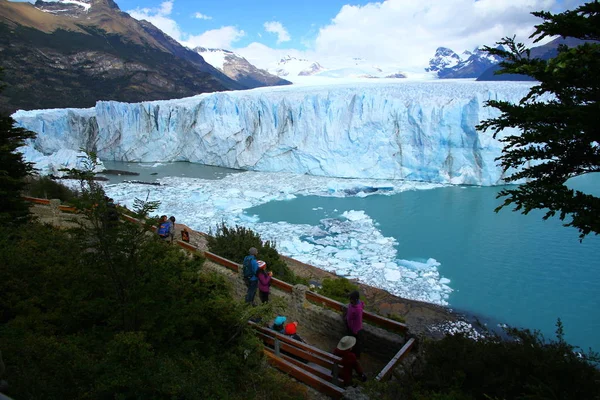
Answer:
(102, 196, 119, 230)
(243, 247, 259, 305)
(181, 228, 190, 242)
(272, 315, 287, 333)
(284, 321, 306, 343)
(256, 260, 272, 303)
(346, 290, 365, 358)
(333, 336, 367, 386)
(168, 216, 176, 242)
(157, 215, 171, 240)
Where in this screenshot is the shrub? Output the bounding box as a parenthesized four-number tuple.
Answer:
(24, 175, 78, 202)
(0, 217, 304, 399)
(365, 320, 600, 400)
(207, 223, 305, 284)
(316, 278, 360, 303)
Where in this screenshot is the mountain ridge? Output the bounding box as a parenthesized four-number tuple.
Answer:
(0, 0, 286, 114)
(194, 47, 291, 89)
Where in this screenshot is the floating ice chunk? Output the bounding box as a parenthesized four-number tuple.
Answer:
(99, 171, 453, 305)
(341, 210, 368, 221)
(385, 268, 402, 281)
(244, 190, 269, 199)
(334, 249, 361, 261)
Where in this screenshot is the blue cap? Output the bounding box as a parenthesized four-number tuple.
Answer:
(274, 316, 287, 325)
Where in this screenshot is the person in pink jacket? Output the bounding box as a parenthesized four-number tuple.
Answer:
(345, 290, 365, 358)
(256, 260, 272, 303)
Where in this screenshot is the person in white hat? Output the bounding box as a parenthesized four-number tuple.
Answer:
(333, 336, 367, 386)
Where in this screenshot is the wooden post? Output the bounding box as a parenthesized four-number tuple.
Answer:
(331, 363, 340, 387)
(274, 337, 281, 357)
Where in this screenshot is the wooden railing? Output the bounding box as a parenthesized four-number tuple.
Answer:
(263, 351, 345, 399)
(22, 196, 77, 212)
(305, 290, 409, 333)
(250, 321, 345, 398)
(375, 337, 416, 382)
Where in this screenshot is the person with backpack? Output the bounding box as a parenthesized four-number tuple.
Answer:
(242, 247, 259, 305)
(157, 215, 172, 240)
(256, 260, 272, 303)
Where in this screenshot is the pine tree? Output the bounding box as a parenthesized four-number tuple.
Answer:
(478, 1, 600, 239)
(0, 68, 36, 225)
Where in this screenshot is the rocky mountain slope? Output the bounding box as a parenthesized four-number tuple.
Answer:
(194, 47, 291, 89)
(0, 0, 245, 114)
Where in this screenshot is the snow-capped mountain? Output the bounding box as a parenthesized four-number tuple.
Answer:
(269, 56, 325, 78)
(269, 55, 407, 82)
(194, 47, 291, 89)
(426, 46, 502, 79)
(425, 47, 462, 74)
(34, 0, 114, 16)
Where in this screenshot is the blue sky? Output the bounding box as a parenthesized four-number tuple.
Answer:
(19, 0, 589, 70)
(116, 0, 354, 50)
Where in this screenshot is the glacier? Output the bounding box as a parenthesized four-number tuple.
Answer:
(12, 80, 534, 185)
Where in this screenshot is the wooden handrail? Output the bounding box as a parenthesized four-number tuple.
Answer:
(263, 350, 345, 399)
(306, 291, 345, 311)
(264, 347, 333, 382)
(249, 321, 342, 364)
(256, 331, 336, 370)
(270, 277, 294, 293)
(23, 196, 77, 212)
(375, 337, 416, 382)
(362, 311, 408, 333)
(305, 291, 408, 333)
(204, 251, 239, 272)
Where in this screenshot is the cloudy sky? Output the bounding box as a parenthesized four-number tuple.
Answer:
(115, 0, 585, 70)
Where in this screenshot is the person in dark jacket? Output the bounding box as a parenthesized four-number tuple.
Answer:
(244, 247, 259, 305)
(256, 260, 272, 303)
(333, 336, 367, 386)
(346, 290, 365, 358)
(168, 216, 176, 242)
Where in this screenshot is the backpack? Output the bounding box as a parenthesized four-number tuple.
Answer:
(157, 221, 170, 237)
(243, 256, 255, 279)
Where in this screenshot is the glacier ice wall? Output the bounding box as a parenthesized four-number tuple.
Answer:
(12, 81, 533, 185)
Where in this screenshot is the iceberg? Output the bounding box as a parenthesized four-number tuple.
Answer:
(12, 81, 533, 185)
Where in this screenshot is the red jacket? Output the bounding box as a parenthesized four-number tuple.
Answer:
(333, 348, 364, 385)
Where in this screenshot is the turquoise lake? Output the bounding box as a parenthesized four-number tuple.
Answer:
(102, 161, 599, 352)
(246, 183, 600, 352)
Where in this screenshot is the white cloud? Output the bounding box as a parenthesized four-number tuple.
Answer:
(128, 1, 243, 50)
(183, 26, 245, 49)
(194, 12, 212, 20)
(127, 0, 585, 72)
(159, 0, 173, 16)
(310, 0, 561, 70)
(263, 21, 291, 44)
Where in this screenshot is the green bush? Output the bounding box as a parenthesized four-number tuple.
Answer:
(0, 217, 305, 399)
(366, 321, 600, 400)
(24, 175, 78, 202)
(316, 278, 360, 303)
(207, 223, 306, 284)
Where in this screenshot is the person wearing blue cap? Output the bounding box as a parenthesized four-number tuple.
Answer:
(272, 316, 287, 333)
